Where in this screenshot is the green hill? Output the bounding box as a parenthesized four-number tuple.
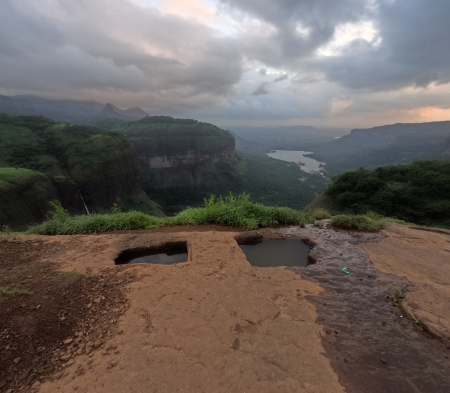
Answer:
(0, 114, 163, 229)
(315, 161, 450, 228)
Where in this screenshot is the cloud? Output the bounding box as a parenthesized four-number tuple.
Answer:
(252, 82, 270, 95)
(1, 0, 450, 127)
(274, 74, 289, 82)
(0, 0, 243, 112)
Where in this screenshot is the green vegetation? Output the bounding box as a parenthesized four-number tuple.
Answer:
(28, 194, 312, 235)
(325, 161, 450, 228)
(113, 116, 235, 154)
(0, 287, 33, 297)
(392, 289, 405, 306)
(167, 193, 306, 230)
(28, 209, 160, 235)
(330, 214, 386, 232)
(0, 168, 59, 230)
(148, 149, 328, 215)
(0, 114, 163, 228)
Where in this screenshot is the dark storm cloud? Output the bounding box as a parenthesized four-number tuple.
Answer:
(219, 0, 450, 93)
(314, 0, 450, 91)
(219, 0, 370, 64)
(0, 0, 243, 111)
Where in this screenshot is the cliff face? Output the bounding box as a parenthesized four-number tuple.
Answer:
(0, 168, 59, 230)
(113, 116, 237, 188)
(0, 114, 164, 228)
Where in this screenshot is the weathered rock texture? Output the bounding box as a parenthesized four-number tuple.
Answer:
(113, 116, 238, 189)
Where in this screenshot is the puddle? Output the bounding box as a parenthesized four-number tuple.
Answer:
(115, 242, 188, 265)
(239, 239, 310, 267)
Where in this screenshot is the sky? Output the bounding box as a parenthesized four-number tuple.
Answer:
(1, 0, 450, 129)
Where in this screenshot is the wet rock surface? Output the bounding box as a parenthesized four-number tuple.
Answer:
(287, 225, 450, 393)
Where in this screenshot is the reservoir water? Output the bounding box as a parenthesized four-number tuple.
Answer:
(239, 239, 310, 267)
(267, 150, 325, 174)
(115, 242, 188, 265)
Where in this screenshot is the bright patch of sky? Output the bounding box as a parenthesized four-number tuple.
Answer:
(318, 21, 380, 56)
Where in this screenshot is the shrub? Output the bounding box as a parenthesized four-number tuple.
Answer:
(168, 193, 306, 230)
(28, 203, 161, 235)
(305, 208, 332, 223)
(330, 214, 386, 232)
(28, 193, 307, 234)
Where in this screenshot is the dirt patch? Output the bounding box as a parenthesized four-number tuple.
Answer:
(0, 237, 128, 393)
(286, 224, 450, 393)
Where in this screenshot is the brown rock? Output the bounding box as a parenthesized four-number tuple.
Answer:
(36, 305, 41, 310)
(64, 339, 73, 345)
(87, 341, 93, 347)
(65, 359, 74, 367)
(31, 381, 41, 389)
(86, 303, 92, 309)
(13, 357, 21, 364)
(93, 340, 102, 349)
(86, 347, 92, 355)
(60, 354, 71, 362)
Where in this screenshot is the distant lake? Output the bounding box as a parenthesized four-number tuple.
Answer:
(267, 150, 325, 174)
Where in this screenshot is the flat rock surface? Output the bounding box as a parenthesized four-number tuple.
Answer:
(1, 224, 449, 393)
(363, 224, 450, 340)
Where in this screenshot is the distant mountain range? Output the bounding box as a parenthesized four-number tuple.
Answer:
(310, 121, 450, 176)
(0, 94, 148, 125)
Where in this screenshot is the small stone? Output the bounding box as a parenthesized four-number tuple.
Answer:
(64, 339, 73, 345)
(93, 340, 102, 349)
(66, 359, 74, 367)
(86, 341, 93, 347)
(36, 305, 41, 310)
(13, 357, 21, 364)
(381, 358, 387, 364)
(6, 389, 13, 393)
(31, 381, 41, 389)
(60, 354, 71, 361)
(76, 348, 83, 355)
(60, 317, 66, 321)
(86, 347, 92, 355)
(86, 303, 92, 309)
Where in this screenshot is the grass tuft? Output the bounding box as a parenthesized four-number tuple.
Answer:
(166, 193, 306, 230)
(27, 194, 408, 235)
(305, 208, 332, 223)
(330, 214, 386, 232)
(27, 193, 307, 234)
(0, 287, 33, 297)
